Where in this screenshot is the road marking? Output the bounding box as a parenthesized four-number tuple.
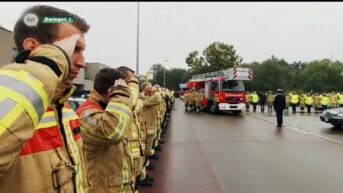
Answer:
(249, 114, 343, 145)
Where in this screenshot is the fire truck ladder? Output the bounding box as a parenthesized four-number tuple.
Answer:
(191, 69, 229, 82)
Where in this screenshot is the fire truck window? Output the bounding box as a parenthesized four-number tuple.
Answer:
(221, 80, 245, 91)
(211, 82, 218, 91)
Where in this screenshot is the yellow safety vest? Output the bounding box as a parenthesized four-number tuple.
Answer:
(338, 94, 343, 104)
(251, 94, 259, 103)
(290, 94, 299, 104)
(321, 96, 330, 105)
(305, 96, 313, 105)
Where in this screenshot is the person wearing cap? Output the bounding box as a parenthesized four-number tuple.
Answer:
(273, 89, 286, 128)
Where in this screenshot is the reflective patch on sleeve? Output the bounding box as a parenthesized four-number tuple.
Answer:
(0, 70, 48, 127)
(107, 102, 131, 118)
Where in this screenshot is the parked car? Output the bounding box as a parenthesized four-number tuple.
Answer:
(67, 97, 86, 111)
(320, 107, 343, 127)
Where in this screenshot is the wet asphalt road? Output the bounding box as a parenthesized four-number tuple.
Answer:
(140, 100, 343, 193)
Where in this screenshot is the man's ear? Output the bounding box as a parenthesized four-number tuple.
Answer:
(22, 38, 41, 51)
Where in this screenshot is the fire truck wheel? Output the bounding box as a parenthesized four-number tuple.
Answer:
(209, 104, 218, 114)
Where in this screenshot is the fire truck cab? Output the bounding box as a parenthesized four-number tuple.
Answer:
(187, 67, 253, 114)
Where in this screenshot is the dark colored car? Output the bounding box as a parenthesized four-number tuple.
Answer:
(320, 107, 343, 127)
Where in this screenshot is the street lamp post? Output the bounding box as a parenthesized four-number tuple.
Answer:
(164, 59, 168, 87)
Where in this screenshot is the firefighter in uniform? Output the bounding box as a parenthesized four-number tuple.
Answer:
(194, 88, 203, 113)
(136, 93, 153, 187)
(0, 41, 89, 192)
(266, 90, 274, 113)
(313, 93, 321, 113)
(76, 68, 136, 193)
(251, 91, 259, 112)
(117, 66, 143, 191)
(183, 90, 190, 111)
(305, 93, 313, 113)
(285, 91, 291, 115)
(188, 89, 195, 112)
(329, 91, 338, 109)
(245, 92, 252, 112)
(299, 93, 305, 113)
(141, 83, 162, 163)
(151, 85, 163, 155)
(320, 93, 330, 111)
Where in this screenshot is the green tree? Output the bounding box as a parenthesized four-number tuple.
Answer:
(301, 59, 343, 92)
(249, 56, 292, 92)
(203, 41, 243, 71)
(185, 41, 243, 75)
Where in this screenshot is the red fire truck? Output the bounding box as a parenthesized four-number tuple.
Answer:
(187, 67, 253, 114)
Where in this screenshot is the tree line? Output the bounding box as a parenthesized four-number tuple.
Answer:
(150, 41, 343, 93)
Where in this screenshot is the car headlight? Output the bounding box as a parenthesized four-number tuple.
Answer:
(330, 111, 338, 114)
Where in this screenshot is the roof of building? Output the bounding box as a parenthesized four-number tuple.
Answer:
(0, 26, 12, 33)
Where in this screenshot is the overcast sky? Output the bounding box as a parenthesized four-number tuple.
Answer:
(1, 2, 343, 75)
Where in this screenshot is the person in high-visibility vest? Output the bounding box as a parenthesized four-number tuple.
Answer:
(266, 90, 274, 113)
(290, 91, 299, 114)
(251, 91, 259, 112)
(329, 91, 338, 109)
(338, 92, 343, 107)
(304, 93, 313, 113)
(313, 93, 321, 113)
(245, 92, 252, 112)
(320, 93, 330, 111)
(285, 91, 291, 115)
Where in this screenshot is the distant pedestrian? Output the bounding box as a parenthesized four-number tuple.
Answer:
(251, 91, 259, 112)
(274, 89, 286, 128)
(260, 92, 267, 112)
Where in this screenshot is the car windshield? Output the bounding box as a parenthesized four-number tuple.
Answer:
(220, 80, 245, 91)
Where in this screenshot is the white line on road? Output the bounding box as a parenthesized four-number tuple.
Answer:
(249, 114, 343, 145)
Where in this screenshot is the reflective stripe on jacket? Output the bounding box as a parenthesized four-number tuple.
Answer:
(0, 45, 88, 193)
(76, 89, 134, 193)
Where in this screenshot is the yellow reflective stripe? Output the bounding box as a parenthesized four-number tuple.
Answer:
(129, 86, 139, 105)
(0, 70, 48, 114)
(1, 104, 23, 130)
(120, 157, 130, 193)
(106, 102, 131, 141)
(36, 113, 56, 129)
(0, 86, 40, 127)
(0, 95, 6, 103)
(62, 118, 85, 193)
(131, 148, 141, 157)
(0, 123, 6, 135)
(147, 130, 156, 135)
(107, 102, 131, 118)
(109, 114, 127, 141)
(0, 98, 17, 120)
(62, 109, 78, 121)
